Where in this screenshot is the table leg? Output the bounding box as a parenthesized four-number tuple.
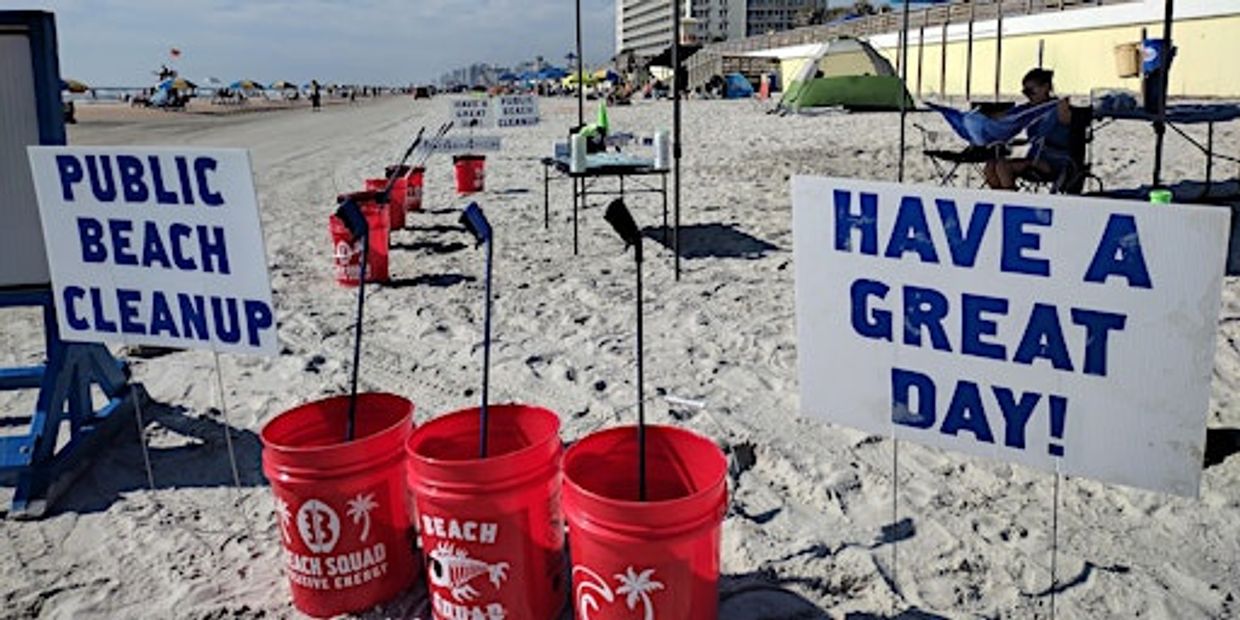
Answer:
(661, 173, 668, 244)
(573, 177, 579, 255)
(1207, 122, 1215, 194)
(619, 175, 625, 201)
(543, 164, 549, 229)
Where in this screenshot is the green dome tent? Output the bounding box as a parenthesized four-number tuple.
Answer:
(778, 37, 912, 113)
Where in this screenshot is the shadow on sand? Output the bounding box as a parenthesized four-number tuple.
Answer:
(643, 223, 780, 260)
(44, 396, 265, 515)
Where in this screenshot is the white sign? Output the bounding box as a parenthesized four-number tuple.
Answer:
(495, 95, 539, 128)
(421, 136, 503, 154)
(792, 177, 1229, 496)
(453, 99, 492, 127)
(27, 146, 277, 356)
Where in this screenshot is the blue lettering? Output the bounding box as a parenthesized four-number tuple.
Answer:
(197, 226, 230, 274)
(993, 387, 1039, 449)
(117, 155, 148, 203)
(940, 380, 994, 443)
(961, 294, 1008, 361)
(148, 156, 179, 205)
(1013, 303, 1073, 371)
(116, 288, 144, 334)
(891, 367, 935, 428)
(885, 196, 939, 263)
(77, 217, 107, 263)
(211, 297, 241, 344)
(179, 294, 208, 340)
(851, 279, 892, 341)
(1071, 309, 1127, 377)
(149, 291, 179, 338)
(936, 199, 993, 267)
(1084, 214, 1152, 289)
(56, 155, 83, 201)
(142, 221, 172, 268)
(175, 156, 195, 204)
(243, 300, 274, 347)
(169, 224, 196, 270)
(62, 286, 89, 330)
(834, 189, 877, 254)
(89, 287, 117, 333)
(194, 157, 224, 206)
(86, 155, 117, 202)
(1001, 206, 1051, 277)
(108, 219, 138, 266)
(903, 286, 951, 352)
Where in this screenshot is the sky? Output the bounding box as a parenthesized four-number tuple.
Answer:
(3, 0, 618, 86)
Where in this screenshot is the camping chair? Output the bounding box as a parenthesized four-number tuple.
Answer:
(1018, 106, 1103, 195)
(919, 100, 1061, 187)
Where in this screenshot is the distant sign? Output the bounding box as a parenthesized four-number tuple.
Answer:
(495, 95, 539, 128)
(27, 146, 277, 356)
(453, 99, 492, 127)
(792, 177, 1228, 496)
(421, 136, 502, 153)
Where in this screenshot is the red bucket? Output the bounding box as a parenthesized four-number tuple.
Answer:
(330, 191, 390, 286)
(405, 166, 426, 212)
(261, 393, 419, 618)
(563, 425, 727, 620)
(405, 405, 566, 620)
(453, 154, 486, 194)
(365, 173, 407, 230)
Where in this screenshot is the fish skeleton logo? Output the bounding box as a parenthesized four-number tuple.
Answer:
(428, 542, 509, 602)
(296, 499, 341, 553)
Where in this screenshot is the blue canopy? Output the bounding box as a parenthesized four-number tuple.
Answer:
(538, 66, 568, 80)
(498, 72, 519, 82)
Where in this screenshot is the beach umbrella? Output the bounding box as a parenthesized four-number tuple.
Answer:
(230, 79, 264, 90)
(458, 203, 495, 457)
(497, 72, 519, 83)
(539, 66, 568, 81)
(158, 77, 197, 90)
(61, 79, 89, 93)
(270, 80, 298, 90)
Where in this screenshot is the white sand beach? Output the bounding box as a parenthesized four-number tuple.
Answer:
(1, 94, 1238, 619)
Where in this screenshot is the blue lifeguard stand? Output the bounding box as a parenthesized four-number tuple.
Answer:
(0, 11, 139, 518)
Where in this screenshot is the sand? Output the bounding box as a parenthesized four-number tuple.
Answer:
(1, 94, 1238, 619)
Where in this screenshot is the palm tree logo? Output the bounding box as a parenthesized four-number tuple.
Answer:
(274, 496, 292, 544)
(615, 567, 663, 620)
(346, 493, 379, 542)
(574, 565, 662, 620)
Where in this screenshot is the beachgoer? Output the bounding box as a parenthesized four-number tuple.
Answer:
(983, 68, 1072, 190)
(311, 80, 322, 111)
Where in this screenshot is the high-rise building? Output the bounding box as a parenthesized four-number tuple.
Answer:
(615, 0, 831, 62)
(745, 0, 832, 37)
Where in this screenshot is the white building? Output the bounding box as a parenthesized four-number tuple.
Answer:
(616, 0, 832, 62)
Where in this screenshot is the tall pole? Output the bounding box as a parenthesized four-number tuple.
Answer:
(897, 0, 910, 183)
(1152, 0, 1173, 187)
(939, 19, 948, 99)
(966, 2, 975, 102)
(995, 0, 1004, 102)
(576, 0, 584, 128)
(672, 0, 682, 280)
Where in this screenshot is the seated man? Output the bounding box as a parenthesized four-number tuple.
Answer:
(984, 68, 1072, 190)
